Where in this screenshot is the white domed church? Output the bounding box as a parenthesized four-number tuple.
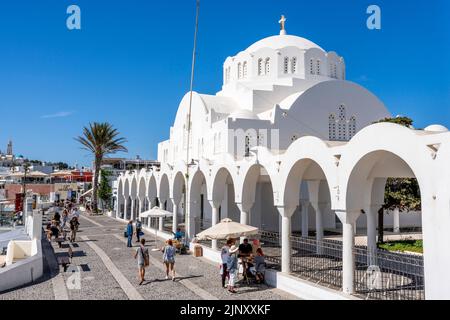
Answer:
(116, 17, 450, 300)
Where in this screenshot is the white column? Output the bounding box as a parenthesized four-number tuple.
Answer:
(366, 205, 378, 265)
(123, 198, 128, 220)
(393, 207, 400, 233)
(342, 221, 355, 294)
(211, 204, 219, 250)
(236, 202, 252, 243)
(159, 216, 163, 231)
(336, 210, 360, 295)
(172, 200, 178, 234)
(301, 201, 309, 238)
(277, 206, 296, 274)
(116, 197, 121, 218)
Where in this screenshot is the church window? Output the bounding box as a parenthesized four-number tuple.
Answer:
(339, 104, 346, 120)
(348, 116, 356, 139)
(283, 57, 289, 74)
(309, 59, 315, 75)
(245, 135, 251, 157)
(291, 57, 297, 73)
(243, 61, 248, 78)
(316, 60, 321, 75)
(258, 58, 263, 75)
(238, 62, 242, 79)
(264, 58, 270, 75)
(328, 114, 337, 140)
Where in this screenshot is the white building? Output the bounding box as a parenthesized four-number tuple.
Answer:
(116, 18, 450, 300)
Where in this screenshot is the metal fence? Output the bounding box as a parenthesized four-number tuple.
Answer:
(257, 230, 424, 300)
(354, 247, 424, 300)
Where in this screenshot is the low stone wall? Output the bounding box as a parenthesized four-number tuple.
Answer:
(0, 239, 43, 292)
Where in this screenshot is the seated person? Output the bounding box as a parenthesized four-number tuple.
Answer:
(251, 248, 266, 283)
(49, 223, 60, 239)
(53, 211, 61, 223)
(238, 238, 253, 259)
(172, 228, 184, 241)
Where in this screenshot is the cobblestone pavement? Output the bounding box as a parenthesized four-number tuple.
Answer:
(0, 213, 297, 300)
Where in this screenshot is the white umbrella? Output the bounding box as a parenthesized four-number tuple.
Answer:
(139, 206, 173, 249)
(140, 206, 172, 218)
(195, 218, 259, 240)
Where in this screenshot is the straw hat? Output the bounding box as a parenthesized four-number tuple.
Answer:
(229, 245, 239, 254)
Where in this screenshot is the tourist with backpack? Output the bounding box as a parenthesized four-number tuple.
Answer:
(134, 238, 149, 285)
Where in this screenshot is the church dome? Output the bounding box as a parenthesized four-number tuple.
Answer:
(245, 35, 324, 53)
(424, 124, 449, 132)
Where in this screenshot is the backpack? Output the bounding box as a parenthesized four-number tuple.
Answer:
(141, 246, 150, 267)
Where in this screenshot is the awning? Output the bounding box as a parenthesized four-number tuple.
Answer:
(80, 188, 93, 197)
(140, 206, 173, 218)
(7, 171, 48, 178)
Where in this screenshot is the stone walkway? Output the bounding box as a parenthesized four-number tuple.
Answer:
(0, 213, 297, 300)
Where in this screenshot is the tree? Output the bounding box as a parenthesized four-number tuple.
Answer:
(98, 169, 112, 212)
(374, 116, 421, 242)
(75, 122, 127, 213)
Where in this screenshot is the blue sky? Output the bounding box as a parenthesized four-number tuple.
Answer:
(0, 0, 448, 166)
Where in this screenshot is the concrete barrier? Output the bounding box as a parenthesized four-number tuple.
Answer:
(0, 239, 43, 292)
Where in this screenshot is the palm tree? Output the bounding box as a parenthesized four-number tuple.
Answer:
(75, 122, 127, 213)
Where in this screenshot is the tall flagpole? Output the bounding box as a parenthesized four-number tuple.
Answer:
(184, 0, 200, 240)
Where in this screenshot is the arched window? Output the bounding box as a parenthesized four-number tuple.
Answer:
(309, 59, 315, 75)
(237, 62, 242, 79)
(339, 104, 346, 120)
(243, 61, 248, 78)
(291, 57, 297, 74)
(264, 58, 270, 75)
(316, 60, 321, 75)
(348, 116, 356, 139)
(283, 57, 289, 74)
(258, 58, 263, 75)
(328, 114, 337, 141)
(245, 135, 250, 157)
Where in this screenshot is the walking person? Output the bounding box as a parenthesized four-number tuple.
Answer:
(135, 219, 142, 243)
(220, 239, 234, 288)
(127, 220, 134, 247)
(227, 245, 239, 293)
(61, 209, 69, 229)
(162, 239, 176, 281)
(69, 216, 79, 243)
(134, 238, 149, 285)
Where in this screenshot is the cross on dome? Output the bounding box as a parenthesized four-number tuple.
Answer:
(279, 15, 287, 35)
